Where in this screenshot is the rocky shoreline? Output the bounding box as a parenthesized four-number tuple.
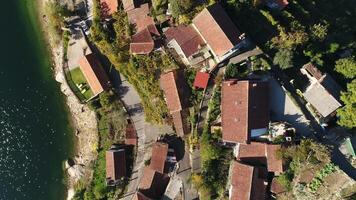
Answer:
(36, 0, 99, 199)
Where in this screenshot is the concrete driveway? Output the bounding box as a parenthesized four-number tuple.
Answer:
(67, 29, 91, 70)
(269, 78, 313, 137)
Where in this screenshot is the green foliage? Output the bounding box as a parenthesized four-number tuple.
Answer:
(224, 63, 238, 78)
(207, 86, 221, 123)
(63, 30, 70, 60)
(278, 139, 332, 191)
(152, 0, 168, 15)
(196, 85, 231, 199)
(260, 9, 279, 26)
(45, 1, 71, 45)
(271, 29, 309, 49)
(277, 170, 294, 190)
(310, 23, 328, 41)
(335, 57, 356, 79)
(273, 48, 294, 69)
(308, 163, 336, 192)
(83, 92, 127, 199)
(169, 0, 194, 18)
(90, 1, 176, 124)
(337, 80, 356, 129)
(99, 91, 114, 108)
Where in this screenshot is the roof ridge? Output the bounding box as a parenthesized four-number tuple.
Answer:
(170, 71, 182, 112)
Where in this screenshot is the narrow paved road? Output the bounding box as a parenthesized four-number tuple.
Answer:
(115, 73, 172, 200)
(117, 74, 146, 200)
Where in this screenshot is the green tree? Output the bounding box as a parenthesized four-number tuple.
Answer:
(152, 0, 168, 15)
(224, 63, 238, 78)
(169, 0, 194, 18)
(337, 80, 356, 129)
(335, 57, 356, 79)
(273, 48, 294, 69)
(99, 91, 113, 108)
(310, 23, 328, 41)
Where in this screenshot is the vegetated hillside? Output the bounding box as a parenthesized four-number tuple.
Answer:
(277, 140, 355, 200)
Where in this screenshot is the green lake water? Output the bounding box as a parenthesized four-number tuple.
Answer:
(0, 0, 74, 199)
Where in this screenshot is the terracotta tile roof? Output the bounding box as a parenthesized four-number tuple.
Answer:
(222, 80, 269, 144)
(160, 70, 190, 135)
(193, 72, 210, 89)
(133, 192, 152, 200)
(139, 167, 170, 199)
(303, 63, 324, 80)
(122, 0, 135, 11)
(130, 28, 155, 54)
(266, 144, 283, 174)
(230, 162, 266, 200)
(79, 53, 110, 96)
(125, 121, 137, 146)
(149, 142, 168, 173)
(106, 149, 126, 181)
(165, 25, 205, 58)
(171, 110, 190, 136)
(248, 81, 270, 131)
(101, 0, 118, 16)
(237, 142, 283, 174)
(193, 3, 241, 58)
(160, 71, 182, 113)
(222, 80, 249, 143)
(271, 177, 286, 195)
(127, 3, 159, 35)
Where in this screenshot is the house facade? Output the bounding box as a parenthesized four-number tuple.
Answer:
(105, 147, 126, 186)
(160, 70, 190, 136)
(192, 3, 243, 63)
(300, 63, 342, 123)
(78, 53, 110, 97)
(221, 80, 270, 144)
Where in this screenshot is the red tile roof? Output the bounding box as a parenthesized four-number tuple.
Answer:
(221, 80, 269, 144)
(193, 3, 241, 58)
(149, 142, 168, 173)
(139, 167, 170, 199)
(79, 53, 110, 96)
(106, 149, 126, 181)
(125, 122, 137, 146)
(271, 177, 286, 195)
(160, 71, 182, 113)
(127, 3, 159, 35)
(160, 70, 190, 135)
(222, 80, 249, 143)
(101, 0, 118, 16)
(130, 28, 155, 54)
(165, 25, 205, 58)
(193, 72, 210, 89)
(230, 162, 266, 200)
(171, 110, 190, 136)
(266, 144, 283, 174)
(122, 0, 135, 11)
(237, 142, 283, 174)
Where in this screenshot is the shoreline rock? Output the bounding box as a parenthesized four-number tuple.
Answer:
(36, 0, 99, 199)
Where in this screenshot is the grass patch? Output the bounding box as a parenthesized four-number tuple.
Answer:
(74, 91, 131, 200)
(68, 67, 94, 100)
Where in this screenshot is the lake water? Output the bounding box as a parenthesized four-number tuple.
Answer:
(0, 0, 74, 199)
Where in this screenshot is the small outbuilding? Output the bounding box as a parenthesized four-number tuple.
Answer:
(105, 147, 126, 186)
(78, 53, 110, 97)
(193, 72, 210, 89)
